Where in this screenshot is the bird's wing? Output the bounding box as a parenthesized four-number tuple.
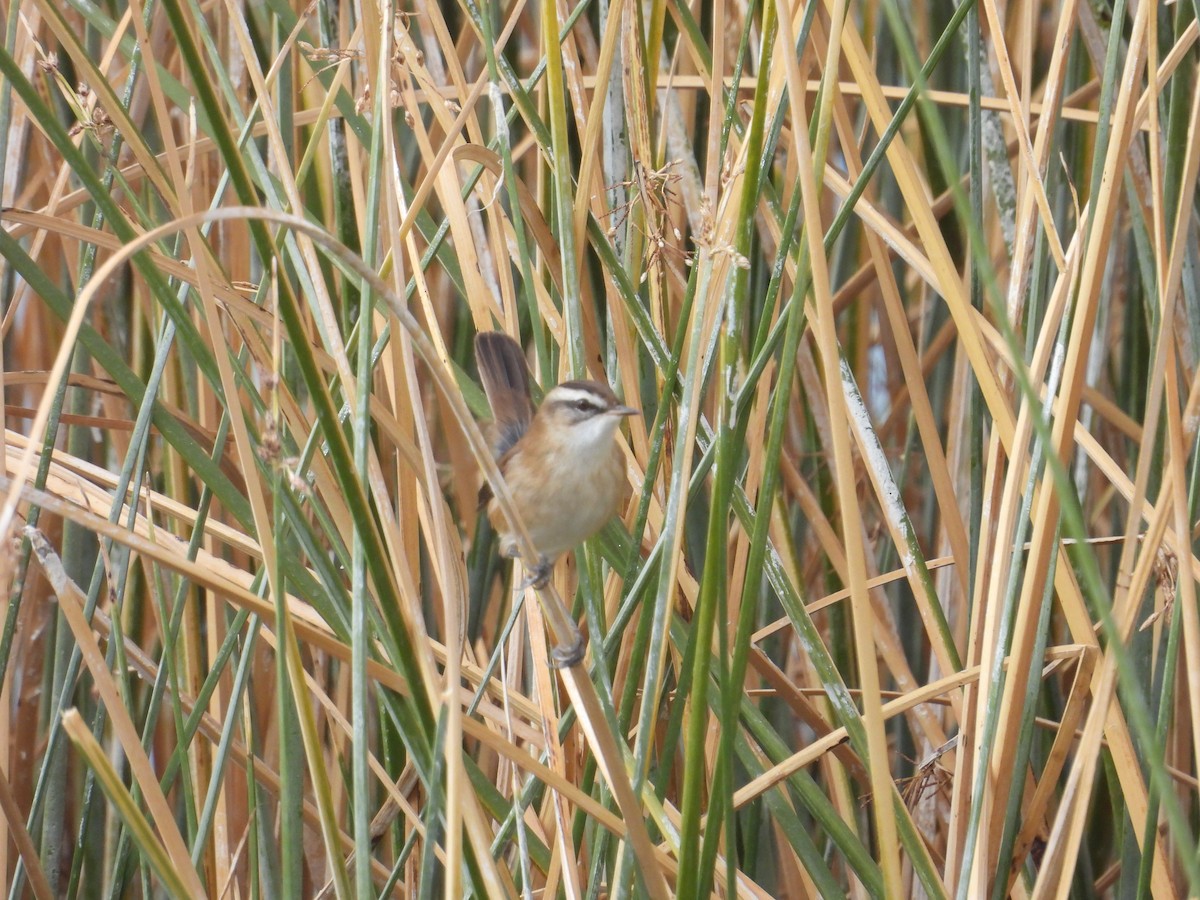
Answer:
(474, 331, 535, 457)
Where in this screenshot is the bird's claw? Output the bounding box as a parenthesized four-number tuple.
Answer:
(549, 633, 586, 669)
(516, 556, 553, 591)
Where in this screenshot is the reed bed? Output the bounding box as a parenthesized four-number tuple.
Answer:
(0, 0, 1197, 895)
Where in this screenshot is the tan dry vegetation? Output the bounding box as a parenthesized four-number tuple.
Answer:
(0, 0, 1196, 895)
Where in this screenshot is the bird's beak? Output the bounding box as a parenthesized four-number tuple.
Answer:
(610, 405, 638, 417)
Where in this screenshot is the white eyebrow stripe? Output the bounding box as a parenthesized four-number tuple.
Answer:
(546, 386, 607, 406)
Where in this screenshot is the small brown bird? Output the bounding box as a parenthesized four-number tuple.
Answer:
(475, 331, 637, 586)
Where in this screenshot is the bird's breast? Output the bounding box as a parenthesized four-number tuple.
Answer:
(489, 441, 626, 560)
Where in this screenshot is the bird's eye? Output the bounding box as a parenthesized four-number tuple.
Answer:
(574, 399, 593, 412)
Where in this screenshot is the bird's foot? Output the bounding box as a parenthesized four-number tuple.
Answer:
(549, 633, 587, 669)
(516, 556, 553, 591)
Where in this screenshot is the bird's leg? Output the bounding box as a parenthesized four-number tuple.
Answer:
(509, 553, 584, 666)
